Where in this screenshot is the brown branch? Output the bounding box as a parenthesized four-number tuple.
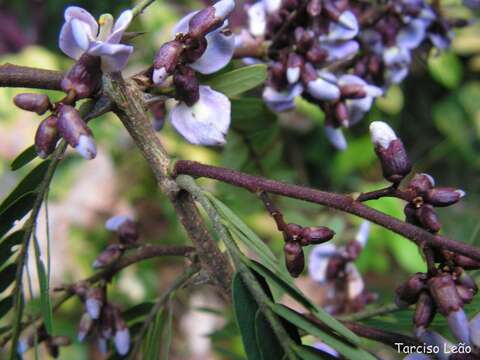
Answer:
(0, 63, 63, 90)
(173, 160, 480, 261)
(357, 185, 413, 202)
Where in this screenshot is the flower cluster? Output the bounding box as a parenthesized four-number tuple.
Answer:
(150, 0, 236, 145)
(308, 221, 376, 314)
(17, 326, 71, 359)
(239, 0, 462, 149)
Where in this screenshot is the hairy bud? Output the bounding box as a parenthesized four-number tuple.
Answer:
(395, 273, 427, 307)
(407, 173, 435, 195)
(284, 242, 305, 277)
(13, 93, 51, 115)
(414, 292, 436, 330)
(300, 226, 335, 246)
(57, 104, 96, 160)
(61, 54, 101, 99)
(416, 204, 441, 233)
(92, 244, 123, 269)
(427, 273, 463, 316)
(424, 187, 465, 207)
(173, 66, 200, 106)
(35, 115, 60, 158)
(152, 40, 183, 85)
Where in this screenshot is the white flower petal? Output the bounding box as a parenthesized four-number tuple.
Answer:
(263, 0, 281, 13)
(64, 6, 98, 36)
(346, 97, 373, 125)
(59, 22, 85, 59)
(327, 11, 359, 41)
(397, 19, 429, 50)
(85, 298, 101, 319)
(369, 121, 397, 148)
(355, 221, 370, 248)
(325, 125, 347, 150)
(152, 67, 168, 85)
(308, 243, 337, 283)
(89, 42, 134, 72)
(313, 342, 339, 357)
(190, 30, 235, 74)
(287, 67, 301, 84)
(170, 86, 231, 146)
(338, 74, 366, 87)
(346, 263, 364, 299)
(447, 309, 470, 344)
(248, 2, 267, 37)
(307, 77, 340, 101)
(213, 0, 235, 19)
(114, 328, 131, 355)
(75, 134, 97, 160)
(324, 40, 359, 62)
(108, 9, 133, 44)
(71, 19, 94, 51)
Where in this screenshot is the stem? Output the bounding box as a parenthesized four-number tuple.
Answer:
(128, 264, 200, 359)
(0, 64, 63, 90)
(103, 73, 233, 301)
(173, 160, 480, 261)
(259, 191, 288, 233)
(176, 175, 299, 360)
(337, 303, 400, 322)
(356, 185, 413, 202)
(132, 0, 156, 17)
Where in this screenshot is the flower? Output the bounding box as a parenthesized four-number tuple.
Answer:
(170, 86, 231, 145)
(262, 84, 303, 112)
(59, 7, 133, 72)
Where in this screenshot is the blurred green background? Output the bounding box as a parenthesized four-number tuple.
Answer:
(0, 0, 479, 359)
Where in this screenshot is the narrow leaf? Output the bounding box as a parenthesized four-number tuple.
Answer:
(0, 160, 50, 213)
(232, 273, 262, 360)
(270, 304, 375, 360)
(10, 146, 37, 171)
(294, 345, 338, 360)
(0, 295, 13, 319)
(32, 235, 53, 334)
(0, 230, 24, 266)
(0, 264, 17, 293)
(254, 310, 285, 360)
(122, 302, 155, 323)
(206, 64, 267, 97)
(143, 310, 164, 360)
(161, 296, 174, 360)
(0, 192, 36, 239)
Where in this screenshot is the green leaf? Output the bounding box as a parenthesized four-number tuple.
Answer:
(428, 51, 463, 89)
(0, 295, 13, 319)
(0, 264, 17, 293)
(32, 235, 53, 334)
(231, 98, 276, 132)
(122, 302, 155, 323)
(0, 191, 36, 239)
(269, 304, 375, 360)
(254, 310, 285, 360)
(0, 230, 24, 266)
(10, 146, 37, 171)
(232, 273, 262, 360)
(294, 345, 338, 360)
(206, 65, 267, 97)
(0, 160, 50, 213)
(143, 309, 164, 360)
(161, 296, 174, 360)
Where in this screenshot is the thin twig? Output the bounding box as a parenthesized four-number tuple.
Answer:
(337, 303, 401, 322)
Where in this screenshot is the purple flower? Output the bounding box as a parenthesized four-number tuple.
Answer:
(306, 72, 340, 102)
(323, 11, 359, 41)
(308, 243, 338, 284)
(247, 0, 282, 37)
(263, 84, 303, 112)
(324, 125, 347, 151)
(170, 85, 231, 145)
(59, 7, 133, 72)
(384, 46, 412, 84)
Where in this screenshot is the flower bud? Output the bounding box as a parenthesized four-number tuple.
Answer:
(427, 273, 463, 316)
(13, 93, 51, 115)
(150, 101, 166, 131)
(407, 173, 435, 195)
(452, 254, 480, 270)
(447, 309, 470, 344)
(340, 84, 367, 99)
(404, 203, 420, 226)
(286, 223, 303, 241)
(307, 0, 322, 16)
(300, 226, 335, 246)
(395, 273, 427, 307)
(153, 40, 183, 85)
(284, 242, 305, 277)
(57, 104, 96, 160)
(335, 102, 349, 127)
(85, 287, 104, 319)
(173, 66, 200, 106)
(424, 187, 465, 207)
(105, 215, 138, 243)
(306, 44, 328, 64)
(369, 121, 411, 183)
(188, 0, 235, 38)
(455, 268, 478, 293)
(61, 53, 102, 99)
(78, 313, 93, 342)
(35, 115, 60, 158)
(114, 313, 130, 355)
(294, 27, 314, 52)
(414, 292, 436, 331)
(100, 304, 116, 339)
(325, 255, 346, 280)
(416, 204, 441, 233)
(92, 244, 123, 269)
(286, 53, 304, 84)
(183, 37, 208, 63)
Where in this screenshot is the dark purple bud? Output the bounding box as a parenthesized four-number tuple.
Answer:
(188, 7, 220, 38)
(268, 61, 287, 88)
(424, 187, 465, 207)
(300, 226, 335, 246)
(150, 101, 166, 131)
(173, 66, 200, 106)
(344, 240, 363, 261)
(404, 203, 420, 226)
(286, 53, 304, 84)
(57, 104, 96, 160)
(453, 254, 480, 270)
(286, 223, 303, 241)
(284, 242, 305, 277)
(325, 255, 346, 280)
(61, 53, 102, 99)
(35, 115, 60, 159)
(13, 93, 51, 115)
(294, 27, 314, 52)
(306, 44, 328, 65)
(152, 40, 183, 85)
(78, 313, 93, 342)
(183, 37, 208, 63)
(395, 273, 427, 308)
(414, 292, 436, 330)
(307, 0, 322, 16)
(301, 62, 318, 84)
(100, 304, 116, 339)
(92, 244, 123, 269)
(85, 287, 104, 320)
(117, 219, 139, 244)
(407, 173, 435, 195)
(335, 102, 349, 127)
(427, 273, 463, 316)
(340, 84, 367, 99)
(455, 268, 478, 293)
(456, 284, 475, 304)
(416, 204, 441, 233)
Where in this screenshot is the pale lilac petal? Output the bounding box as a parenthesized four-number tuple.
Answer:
(415, 329, 452, 360)
(429, 33, 451, 50)
(75, 134, 97, 160)
(287, 67, 301, 84)
(313, 342, 339, 357)
(403, 354, 431, 360)
(114, 328, 130, 355)
(248, 2, 267, 37)
(447, 309, 470, 344)
(355, 221, 370, 248)
(384, 46, 411, 67)
(172, 11, 195, 36)
(327, 11, 359, 41)
(324, 40, 359, 62)
(213, 0, 235, 19)
(338, 74, 366, 87)
(170, 86, 231, 146)
(64, 6, 98, 36)
(346, 97, 373, 125)
(308, 243, 337, 283)
(346, 263, 364, 299)
(325, 125, 347, 150)
(469, 312, 480, 347)
(71, 19, 94, 51)
(190, 30, 235, 74)
(85, 298, 102, 319)
(369, 121, 397, 148)
(307, 76, 340, 101)
(263, 84, 303, 112)
(387, 66, 409, 84)
(89, 42, 134, 72)
(59, 22, 85, 59)
(397, 19, 429, 49)
(108, 9, 133, 44)
(263, 0, 281, 13)
(105, 215, 131, 231)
